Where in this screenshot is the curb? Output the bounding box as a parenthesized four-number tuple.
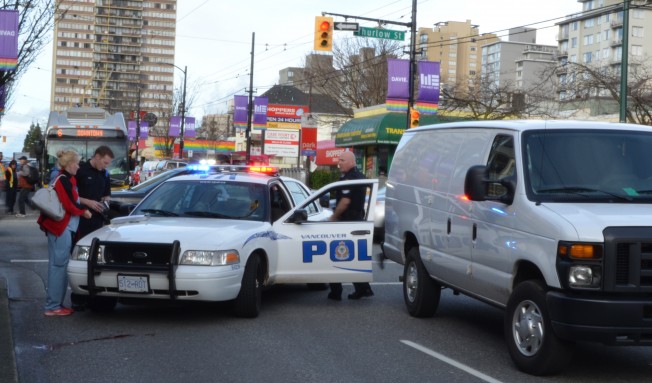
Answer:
(0, 278, 18, 383)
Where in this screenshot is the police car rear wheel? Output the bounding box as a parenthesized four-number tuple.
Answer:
(234, 255, 263, 318)
(403, 247, 440, 317)
(505, 280, 574, 375)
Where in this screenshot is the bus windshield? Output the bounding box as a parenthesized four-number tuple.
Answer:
(44, 139, 130, 183)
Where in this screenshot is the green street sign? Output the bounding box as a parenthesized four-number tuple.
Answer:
(353, 27, 405, 41)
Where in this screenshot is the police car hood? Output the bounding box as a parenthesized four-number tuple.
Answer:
(543, 202, 652, 241)
(77, 216, 267, 248)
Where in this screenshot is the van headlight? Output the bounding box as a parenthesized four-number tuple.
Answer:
(71, 245, 105, 263)
(556, 242, 603, 290)
(180, 250, 240, 266)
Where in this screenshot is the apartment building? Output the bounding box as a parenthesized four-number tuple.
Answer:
(481, 27, 557, 92)
(556, 0, 652, 100)
(417, 20, 499, 89)
(50, 0, 177, 118)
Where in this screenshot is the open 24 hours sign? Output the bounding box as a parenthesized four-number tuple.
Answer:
(264, 129, 299, 157)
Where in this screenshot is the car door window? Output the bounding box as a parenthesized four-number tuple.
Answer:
(486, 134, 515, 198)
(270, 183, 292, 222)
(283, 179, 319, 215)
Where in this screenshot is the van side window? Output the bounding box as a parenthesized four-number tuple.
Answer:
(486, 135, 515, 198)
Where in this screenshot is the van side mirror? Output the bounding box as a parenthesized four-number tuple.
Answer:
(464, 166, 487, 201)
(464, 165, 516, 205)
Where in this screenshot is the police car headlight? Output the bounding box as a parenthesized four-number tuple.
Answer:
(71, 245, 105, 263)
(180, 250, 240, 266)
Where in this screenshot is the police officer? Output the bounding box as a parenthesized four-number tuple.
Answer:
(327, 150, 374, 301)
(76, 145, 114, 241)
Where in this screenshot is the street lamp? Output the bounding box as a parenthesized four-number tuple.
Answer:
(162, 62, 187, 159)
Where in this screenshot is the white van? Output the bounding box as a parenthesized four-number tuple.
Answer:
(384, 120, 652, 375)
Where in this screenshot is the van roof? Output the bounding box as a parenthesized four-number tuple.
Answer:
(411, 120, 652, 133)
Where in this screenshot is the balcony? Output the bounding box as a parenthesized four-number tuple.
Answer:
(611, 38, 623, 47)
(611, 19, 623, 28)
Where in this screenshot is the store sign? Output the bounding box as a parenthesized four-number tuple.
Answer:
(300, 127, 317, 156)
(266, 104, 308, 130)
(264, 129, 299, 157)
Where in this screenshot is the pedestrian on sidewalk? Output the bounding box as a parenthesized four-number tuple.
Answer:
(16, 156, 35, 218)
(4, 160, 18, 215)
(37, 149, 91, 316)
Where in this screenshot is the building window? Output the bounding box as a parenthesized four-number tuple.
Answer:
(583, 35, 594, 45)
(632, 26, 644, 38)
(632, 45, 643, 56)
(571, 37, 578, 48)
(583, 52, 592, 63)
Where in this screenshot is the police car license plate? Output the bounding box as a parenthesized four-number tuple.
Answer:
(117, 274, 149, 293)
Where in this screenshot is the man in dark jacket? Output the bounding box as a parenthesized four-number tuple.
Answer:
(327, 151, 374, 301)
(76, 146, 114, 241)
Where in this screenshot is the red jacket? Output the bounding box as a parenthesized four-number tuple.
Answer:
(37, 173, 88, 237)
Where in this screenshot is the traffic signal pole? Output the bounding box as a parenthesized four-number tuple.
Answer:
(324, 0, 418, 129)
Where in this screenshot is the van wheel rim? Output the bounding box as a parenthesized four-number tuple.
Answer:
(512, 299, 544, 356)
(405, 262, 418, 303)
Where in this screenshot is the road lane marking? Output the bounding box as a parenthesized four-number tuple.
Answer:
(10, 260, 48, 263)
(401, 340, 503, 383)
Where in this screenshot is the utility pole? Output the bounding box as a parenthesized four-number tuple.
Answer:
(619, 0, 630, 123)
(246, 32, 255, 164)
(136, 89, 141, 161)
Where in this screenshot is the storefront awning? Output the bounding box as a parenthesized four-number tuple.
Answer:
(335, 113, 470, 147)
(335, 113, 406, 147)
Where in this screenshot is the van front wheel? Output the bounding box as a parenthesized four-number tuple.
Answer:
(403, 247, 440, 317)
(505, 280, 574, 375)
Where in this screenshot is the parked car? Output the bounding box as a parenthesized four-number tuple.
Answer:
(68, 166, 378, 317)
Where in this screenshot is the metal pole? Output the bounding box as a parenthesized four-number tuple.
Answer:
(179, 66, 187, 159)
(619, 0, 630, 123)
(246, 32, 255, 164)
(407, 0, 418, 128)
(136, 89, 141, 161)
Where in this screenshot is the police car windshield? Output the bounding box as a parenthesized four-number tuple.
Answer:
(524, 129, 652, 203)
(133, 180, 268, 221)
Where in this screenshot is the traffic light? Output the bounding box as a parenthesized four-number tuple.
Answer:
(410, 108, 420, 128)
(314, 16, 333, 52)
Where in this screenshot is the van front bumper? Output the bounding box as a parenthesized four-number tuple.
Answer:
(547, 291, 652, 345)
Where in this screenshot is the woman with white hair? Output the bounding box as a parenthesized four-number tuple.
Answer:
(37, 149, 92, 316)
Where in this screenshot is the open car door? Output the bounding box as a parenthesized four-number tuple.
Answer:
(271, 179, 378, 284)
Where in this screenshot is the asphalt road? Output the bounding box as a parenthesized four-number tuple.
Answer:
(2, 212, 652, 382)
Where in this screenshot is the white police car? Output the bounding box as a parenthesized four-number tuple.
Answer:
(68, 166, 378, 317)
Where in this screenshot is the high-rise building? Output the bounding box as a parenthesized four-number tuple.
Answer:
(556, 0, 652, 101)
(50, 0, 177, 120)
(418, 20, 499, 89)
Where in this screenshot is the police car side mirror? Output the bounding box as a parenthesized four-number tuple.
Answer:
(287, 209, 308, 224)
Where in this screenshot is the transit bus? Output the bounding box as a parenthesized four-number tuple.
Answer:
(43, 107, 131, 189)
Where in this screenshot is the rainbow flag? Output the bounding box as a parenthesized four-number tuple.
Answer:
(181, 139, 235, 153)
(415, 101, 438, 115)
(386, 98, 408, 112)
(0, 58, 16, 71)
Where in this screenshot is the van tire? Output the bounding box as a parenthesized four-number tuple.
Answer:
(403, 247, 440, 317)
(505, 280, 574, 375)
(234, 255, 263, 318)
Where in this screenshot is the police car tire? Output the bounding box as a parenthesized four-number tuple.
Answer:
(403, 247, 440, 318)
(234, 255, 263, 318)
(504, 280, 574, 376)
(88, 296, 117, 312)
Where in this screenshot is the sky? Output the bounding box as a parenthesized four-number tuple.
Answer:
(0, 0, 582, 156)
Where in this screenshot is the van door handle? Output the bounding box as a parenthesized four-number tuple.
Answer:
(447, 218, 451, 234)
(472, 223, 477, 241)
(351, 230, 371, 236)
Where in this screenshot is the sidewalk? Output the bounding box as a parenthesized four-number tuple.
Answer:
(0, 276, 18, 383)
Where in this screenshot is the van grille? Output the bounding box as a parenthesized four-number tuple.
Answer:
(605, 227, 652, 292)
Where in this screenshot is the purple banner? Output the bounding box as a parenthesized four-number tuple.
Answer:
(0, 10, 18, 71)
(128, 120, 136, 139)
(139, 121, 149, 139)
(386, 58, 409, 99)
(234, 95, 248, 129)
(417, 61, 440, 105)
(253, 96, 268, 130)
(169, 116, 181, 137)
(184, 117, 196, 138)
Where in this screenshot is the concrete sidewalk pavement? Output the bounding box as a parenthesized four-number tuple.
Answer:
(0, 276, 18, 383)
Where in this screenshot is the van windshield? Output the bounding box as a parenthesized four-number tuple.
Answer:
(523, 129, 652, 203)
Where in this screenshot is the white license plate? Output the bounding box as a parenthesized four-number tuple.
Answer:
(117, 274, 149, 293)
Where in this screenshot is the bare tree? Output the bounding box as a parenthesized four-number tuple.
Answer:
(305, 37, 404, 114)
(554, 58, 652, 125)
(0, 1, 60, 117)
